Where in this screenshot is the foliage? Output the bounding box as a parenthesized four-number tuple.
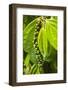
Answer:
(23, 15, 57, 74)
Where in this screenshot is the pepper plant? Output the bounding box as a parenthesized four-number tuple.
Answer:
(23, 15, 57, 74)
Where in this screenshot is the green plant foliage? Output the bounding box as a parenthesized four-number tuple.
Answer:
(38, 27, 48, 58)
(23, 15, 57, 74)
(23, 18, 37, 53)
(46, 17, 57, 50)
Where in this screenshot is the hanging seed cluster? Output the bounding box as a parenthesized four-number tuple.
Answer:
(33, 17, 44, 64)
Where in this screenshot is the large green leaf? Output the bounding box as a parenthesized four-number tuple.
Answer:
(38, 27, 48, 58)
(46, 17, 57, 50)
(23, 18, 37, 53)
(37, 17, 57, 63)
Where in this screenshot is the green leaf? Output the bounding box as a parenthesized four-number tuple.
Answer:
(24, 67, 30, 74)
(24, 54, 32, 74)
(30, 64, 41, 74)
(29, 48, 37, 64)
(24, 54, 30, 66)
(23, 18, 37, 53)
(50, 60, 57, 73)
(46, 17, 57, 50)
(23, 15, 37, 29)
(36, 66, 40, 74)
(38, 27, 48, 58)
(30, 64, 37, 74)
(45, 44, 57, 62)
(30, 64, 36, 74)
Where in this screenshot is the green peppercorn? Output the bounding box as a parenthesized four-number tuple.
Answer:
(33, 17, 44, 64)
